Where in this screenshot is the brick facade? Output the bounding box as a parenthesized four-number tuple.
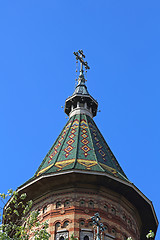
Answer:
(31, 185, 141, 240)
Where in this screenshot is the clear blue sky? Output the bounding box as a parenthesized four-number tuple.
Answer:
(0, 0, 160, 238)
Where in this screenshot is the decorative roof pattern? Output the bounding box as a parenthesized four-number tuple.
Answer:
(35, 114, 128, 182)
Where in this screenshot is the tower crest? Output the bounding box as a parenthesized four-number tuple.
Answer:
(65, 50, 98, 118)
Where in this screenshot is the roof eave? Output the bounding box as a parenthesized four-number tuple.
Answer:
(17, 169, 158, 239)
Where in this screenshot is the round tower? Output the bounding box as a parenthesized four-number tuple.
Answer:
(17, 50, 158, 240)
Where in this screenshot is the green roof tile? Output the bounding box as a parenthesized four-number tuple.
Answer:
(34, 114, 128, 182)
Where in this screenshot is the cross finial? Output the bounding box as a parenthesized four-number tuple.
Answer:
(73, 50, 90, 78)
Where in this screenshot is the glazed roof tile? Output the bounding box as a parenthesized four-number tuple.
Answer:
(34, 114, 128, 182)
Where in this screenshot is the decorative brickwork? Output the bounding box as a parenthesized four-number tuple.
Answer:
(31, 186, 141, 240)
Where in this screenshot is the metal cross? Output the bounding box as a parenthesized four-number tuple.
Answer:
(73, 50, 90, 75)
(91, 213, 106, 240)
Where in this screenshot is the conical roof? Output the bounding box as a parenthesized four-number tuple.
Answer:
(35, 114, 128, 182)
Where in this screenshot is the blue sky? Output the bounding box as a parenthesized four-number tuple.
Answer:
(0, 0, 160, 238)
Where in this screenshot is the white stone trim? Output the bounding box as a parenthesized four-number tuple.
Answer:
(69, 107, 93, 118)
(81, 229, 93, 232)
(56, 231, 68, 240)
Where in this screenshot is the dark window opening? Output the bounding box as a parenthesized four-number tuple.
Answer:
(64, 200, 70, 207)
(84, 236, 89, 240)
(59, 237, 64, 240)
(80, 200, 85, 206)
(111, 207, 116, 215)
(80, 220, 85, 226)
(43, 206, 47, 214)
(88, 201, 94, 208)
(56, 201, 61, 208)
(64, 221, 69, 228)
(55, 222, 60, 229)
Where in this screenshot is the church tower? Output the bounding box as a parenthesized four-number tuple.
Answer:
(18, 50, 158, 240)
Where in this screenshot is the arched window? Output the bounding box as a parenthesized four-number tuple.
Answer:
(59, 237, 64, 240)
(80, 220, 85, 226)
(80, 200, 85, 207)
(88, 200, 94, 208)
(56, 201, 61, 208)
(55, 222, 61, 229)
(43, 206, 47, 214)
(111, 207, 116, 215)
(37, 209, 40, 215)
(63, 221, 69, 228)
(64, 200, 70, 208)
(127, 219, 132, 227)
(84, 236, 89, 240)
(104, 225, 108, 232)
(89, 221, 93, 227)
(104, 205, 108, 211)
(122, 215, 126, 221)
(111, 228, 116, 236)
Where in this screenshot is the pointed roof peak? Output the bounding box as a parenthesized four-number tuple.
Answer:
(73, 76, 89, 96)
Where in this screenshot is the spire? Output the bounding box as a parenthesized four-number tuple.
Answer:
(73, 50, 89, 95)
(65, 50, 98, 118)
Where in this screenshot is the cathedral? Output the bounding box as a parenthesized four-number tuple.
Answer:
(18, 50, 158, 240)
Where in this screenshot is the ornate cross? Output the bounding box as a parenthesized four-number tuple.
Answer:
(73, 50, 90, 74)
